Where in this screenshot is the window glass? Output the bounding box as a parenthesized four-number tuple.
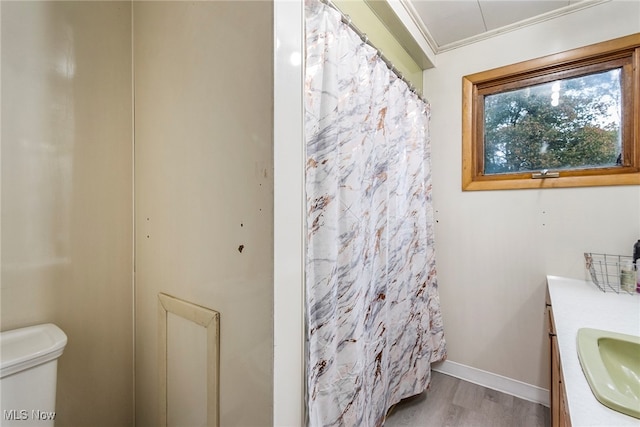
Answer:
(484, 68, 622, 175)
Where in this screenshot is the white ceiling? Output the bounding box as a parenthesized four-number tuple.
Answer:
(403, 0, 608, 52)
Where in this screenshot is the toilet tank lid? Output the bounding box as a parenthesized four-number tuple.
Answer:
(0, 323, 68, 379)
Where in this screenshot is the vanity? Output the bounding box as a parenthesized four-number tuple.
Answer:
(546, 275, 640, 427)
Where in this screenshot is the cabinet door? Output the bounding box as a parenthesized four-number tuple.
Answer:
(547, 294, 571, 427)
(547, 296, 561, 427)
(550, 329, 561, 427)
(560, 369, 572, 427)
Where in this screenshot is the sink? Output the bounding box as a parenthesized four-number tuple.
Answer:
(577, 328, 640, 419)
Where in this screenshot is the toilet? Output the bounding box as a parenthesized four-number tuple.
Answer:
(0, 323, 67, 427)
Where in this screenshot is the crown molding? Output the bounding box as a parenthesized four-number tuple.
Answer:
(399, 0, 611, 55)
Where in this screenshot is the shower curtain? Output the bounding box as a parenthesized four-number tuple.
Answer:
(304, 1, 447, 426)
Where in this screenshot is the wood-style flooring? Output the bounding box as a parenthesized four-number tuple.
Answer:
(383, 371, 550, 427)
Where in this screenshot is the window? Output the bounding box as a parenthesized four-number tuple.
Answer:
(462, 34, 640, 191)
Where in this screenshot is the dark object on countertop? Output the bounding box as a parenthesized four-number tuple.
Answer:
(633, 239, 640, 265)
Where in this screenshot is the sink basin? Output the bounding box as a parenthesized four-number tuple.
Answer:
(577, 328, 640, 419)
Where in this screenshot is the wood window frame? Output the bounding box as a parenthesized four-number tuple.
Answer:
(462, 33, 640, 191)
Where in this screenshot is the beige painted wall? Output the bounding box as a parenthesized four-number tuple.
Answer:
(424, 0, 640, 391)
(1, 1, 134, 426)
(133, 2, 274, 426)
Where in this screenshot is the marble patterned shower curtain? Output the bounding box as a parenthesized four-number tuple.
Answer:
(304, 1, 447, 426)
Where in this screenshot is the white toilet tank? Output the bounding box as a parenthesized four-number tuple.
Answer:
(0, 323, 67, 427)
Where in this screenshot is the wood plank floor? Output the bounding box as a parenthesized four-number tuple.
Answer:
(383, 371, 551, 427)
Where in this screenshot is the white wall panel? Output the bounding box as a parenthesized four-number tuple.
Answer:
(273, 1, 305, 424)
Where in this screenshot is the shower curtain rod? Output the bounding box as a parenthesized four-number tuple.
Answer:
(321, 0, 428, 105)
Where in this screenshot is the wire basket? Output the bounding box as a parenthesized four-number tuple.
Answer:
(584, 253, 637, 294)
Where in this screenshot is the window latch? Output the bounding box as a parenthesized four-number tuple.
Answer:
(532, 169, 560, 179)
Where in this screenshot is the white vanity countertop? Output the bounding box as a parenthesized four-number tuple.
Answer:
(547, 275, 640, 427)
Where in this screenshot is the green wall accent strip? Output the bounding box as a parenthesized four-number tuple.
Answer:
(333, 0, 423, 93)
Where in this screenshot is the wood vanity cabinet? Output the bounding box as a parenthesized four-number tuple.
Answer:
(547, 293, 572, 427)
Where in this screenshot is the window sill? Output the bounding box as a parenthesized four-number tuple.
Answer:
(462, 170, 640, 191)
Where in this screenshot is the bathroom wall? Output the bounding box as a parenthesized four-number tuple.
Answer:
(425, 0, 640, 394)
(133, 2, 274, 426)
(1, 1, 134, 426)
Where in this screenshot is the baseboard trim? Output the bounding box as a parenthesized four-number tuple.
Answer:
(432, 360, 550, 407)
